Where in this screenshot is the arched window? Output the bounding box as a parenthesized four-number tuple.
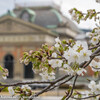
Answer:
(4, 54, 14, 78)
(24, 62, 34, 78)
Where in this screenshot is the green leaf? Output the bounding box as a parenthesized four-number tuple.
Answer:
(0, 66, 3, 72)
(64, 46, 68, 51)
(49, 50, 53, 56)
(94, 71, 99, 77)
(48, 67, 52, 73)
(62, 40, 67, 44)
(84, 14, 89, 20)
(61, 95, 66, 100)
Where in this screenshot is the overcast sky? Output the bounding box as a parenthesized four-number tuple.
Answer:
(0, 0, 100, 29)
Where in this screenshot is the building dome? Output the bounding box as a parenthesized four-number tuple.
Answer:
(14, 2, 81, 38)
(33, 9, 62, 28)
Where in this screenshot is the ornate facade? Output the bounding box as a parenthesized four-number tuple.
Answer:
(0, 16, 56, 79)
(0, 4, 82, 80)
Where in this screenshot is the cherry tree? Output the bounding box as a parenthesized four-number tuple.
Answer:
(0, 0, 100, 100)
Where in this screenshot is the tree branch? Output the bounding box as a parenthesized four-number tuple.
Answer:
(28, 74, 70, 100)
(84, 47, 100, 68)
(0, 81, 53, 87)
(89, 44, 100, 50)
(46, 75, 74, 92)
(66, 75, 78, 100)
(72, 93, 100, 99)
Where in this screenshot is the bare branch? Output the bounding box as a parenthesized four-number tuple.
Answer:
(0, 81, 53, 87)
(66, 75, 78, 100)
(28, 74, 70, 100)
(46, 75, 74, 92)
(89, 44, 100, 50)
(72, 93, 100, 99)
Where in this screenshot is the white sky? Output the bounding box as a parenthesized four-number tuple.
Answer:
(60, 0, 100, 29)
(0, 0, 100, 29)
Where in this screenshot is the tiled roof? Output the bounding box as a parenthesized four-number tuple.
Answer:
(34, 9, 60, 27)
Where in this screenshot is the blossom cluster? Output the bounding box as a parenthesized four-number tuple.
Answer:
(88, 80, 100, 94)
(72, 80, 100, 100)
(19, 9, 100, 97)
(0, 66, 8, 80)
(86, 28, 100, 45)
(73, 90, 99, 100)
(39, 71, 55, 81)
(20, 35, 100, 83)
(69, 8, 99, 24)
(8, 85, 32, 99)
(90, 60, 100, 72)
(69, 8, 83, 23)
(0, 2, 98, 100)
(49, 38, 92, 77)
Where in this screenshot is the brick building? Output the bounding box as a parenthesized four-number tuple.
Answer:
(0, 2, 81, 80)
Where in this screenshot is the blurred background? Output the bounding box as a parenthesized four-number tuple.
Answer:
(0, 0, 100, 98)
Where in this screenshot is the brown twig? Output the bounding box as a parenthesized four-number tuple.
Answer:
(0, 81, 53, 87)
(46, 75, 74, 92)
(72, 93, 100, 99)
(92, 66, 100, 69)
(48, 57, 65, 60)
(91, 53, 100, 57)
(89, 44, 100, 50)
(28, 74, 70, 100)
(66, 75, 78, 100)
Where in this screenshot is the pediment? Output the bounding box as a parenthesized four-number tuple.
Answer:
(0, 16, 55, 36)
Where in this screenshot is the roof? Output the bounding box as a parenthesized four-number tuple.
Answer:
(20, 8, 36, 22)
(13, 7, 81, 38)
(14, 7, 62, 27)
(1, 10, 16, 18)
(34, 9, 60, 27)
(0, 15, 57, 37)
(14, 7, 80, 30)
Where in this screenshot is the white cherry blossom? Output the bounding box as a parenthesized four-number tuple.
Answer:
(8, 87, 15, 96)
(52, 52, 57, 58)
(54, 43, 60, 48)
(39, 71, 55, 81)
(88, 80, 97, 92)
(65, 67, 75, 75)
(63, 48, 79, 64)
(48, 59, 63, 68)
(63, 64, 70, 68)
(63, 41, 91, 65)
(76, 68, 87, 76)
(88, 80, 100, 94)
(73, 41, 88, 51)
(55, 37, 61, 44)
(24, 58, 29, 65)
(91, 36, 99, 45)
(2, 76, 7, 80)
(78, 49, 92, 63)
(54, 37, 61, 48)
(86, 32, 93, 38)
(90, 60, 100, 72)
(21, 85, 31, 90)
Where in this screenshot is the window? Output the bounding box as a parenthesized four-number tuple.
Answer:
(4, 54, 14, 78)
